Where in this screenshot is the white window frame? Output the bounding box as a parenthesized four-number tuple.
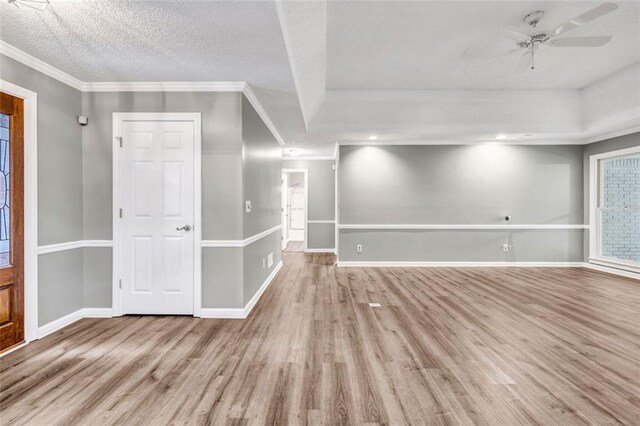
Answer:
(589, 145, 640, 273)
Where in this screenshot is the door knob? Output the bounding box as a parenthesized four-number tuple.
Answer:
(176, 225, 192, 232)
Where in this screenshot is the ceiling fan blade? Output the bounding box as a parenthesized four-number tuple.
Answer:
(504, 30, 531, 41)
(551, 35, 612, 47)
(551, 3, 618, 37)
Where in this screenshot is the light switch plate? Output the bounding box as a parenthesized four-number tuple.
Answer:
(245, 200, 252, 213)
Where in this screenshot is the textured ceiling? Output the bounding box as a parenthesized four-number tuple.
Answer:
(1, 0, 638, 152)
(0, 0, 296, 92)
(327, 1, 640, 89)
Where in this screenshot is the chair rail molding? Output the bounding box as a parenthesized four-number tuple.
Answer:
(201, 225, 282, 248)
(338, 224, 589, 230)
(38, 240, 113, 255)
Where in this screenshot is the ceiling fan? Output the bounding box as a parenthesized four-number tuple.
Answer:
(506, 2, 618, 70)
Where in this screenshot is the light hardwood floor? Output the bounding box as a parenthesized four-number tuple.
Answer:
(284, 241, 304, 252)
(1, 253, 639, 425)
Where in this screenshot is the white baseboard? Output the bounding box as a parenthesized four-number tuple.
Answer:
(244, 261, 283, 317)
(583, 263, 640, 280)
(198, 308, 246, 319)
(337, 261, 585, 267)
(37, 308, 114, 339)
(199, 260, 284, 319)
(37, 309, 84, 339)
(83, 308, 115, 317)
(305, 248, 336, 254)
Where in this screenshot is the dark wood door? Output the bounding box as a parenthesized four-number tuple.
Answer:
(0, 92, 24, 352)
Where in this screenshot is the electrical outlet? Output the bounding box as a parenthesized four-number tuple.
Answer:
(502, 243, 511, 252)
(267, 253, 273, 268)
(356, 244, 363, 253)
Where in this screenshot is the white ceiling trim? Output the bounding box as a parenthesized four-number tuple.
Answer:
(0, 40, 84, 91)
(82, 81, 246, 92)
(0, 41, 284, 146)
(242, 85, 285, 146)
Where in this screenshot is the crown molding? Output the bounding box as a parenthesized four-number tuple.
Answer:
(0, 40, 84, 91)
(0, 41, 284, 145)
(82, 81, 246, 92)
(581, 119, 640, 145)
(241, 84, 285, 146)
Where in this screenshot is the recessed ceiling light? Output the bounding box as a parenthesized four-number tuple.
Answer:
(368, 135, 378, 141)
(496, 134, 507, 140)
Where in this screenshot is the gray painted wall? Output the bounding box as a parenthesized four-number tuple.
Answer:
(282, 159, 336, 250)
(241, 96, 282, 305)
(38, 251, 84, 326)
(241, 96, 282, 239)
(1, 54, 85, 325)
(83, 248, 112, 309)
(243, 231, 282, 305)
(582, 132, 640, 257)
(202, 248, 243, 309)
(338, 144, 585, 262)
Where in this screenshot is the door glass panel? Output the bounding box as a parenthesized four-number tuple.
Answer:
(0, 113, 9, 268)
(600, 155, 640, 264)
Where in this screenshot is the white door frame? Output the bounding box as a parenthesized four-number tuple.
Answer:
(0, 80, 38, 343)
(112, 113, 202, 316)
(282, 169, 308, 251)
(589, 145, 640, 273)
(281, 172, 288, 250)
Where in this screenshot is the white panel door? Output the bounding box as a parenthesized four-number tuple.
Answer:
(119, 120, 194, 314)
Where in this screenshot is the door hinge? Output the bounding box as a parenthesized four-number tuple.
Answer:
(118, 279, 122, 289)
(116, 136, 123, 148)
(119, 208, 123, 218)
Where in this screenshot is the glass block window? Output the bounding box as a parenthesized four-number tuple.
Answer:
(0, 113, 9, 268)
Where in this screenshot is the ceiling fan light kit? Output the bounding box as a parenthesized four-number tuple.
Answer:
(508, 2, 618, 71)
(7, 0, 50, 11)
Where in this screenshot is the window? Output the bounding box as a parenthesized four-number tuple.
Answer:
(590, 147, 640, 272)
(0, 113, 10, 268)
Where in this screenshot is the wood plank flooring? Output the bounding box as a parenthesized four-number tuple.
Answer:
(284, 241, 304, 252)
(1, 253, 639, 425)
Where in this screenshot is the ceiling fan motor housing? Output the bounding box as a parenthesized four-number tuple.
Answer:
(523, 10, 545, 27)
(517, 33, 551, 49)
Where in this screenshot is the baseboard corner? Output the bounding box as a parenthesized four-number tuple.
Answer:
(244, 260, 283, 318)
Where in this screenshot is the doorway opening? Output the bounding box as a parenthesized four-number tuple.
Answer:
(282, 169, 307, 253)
